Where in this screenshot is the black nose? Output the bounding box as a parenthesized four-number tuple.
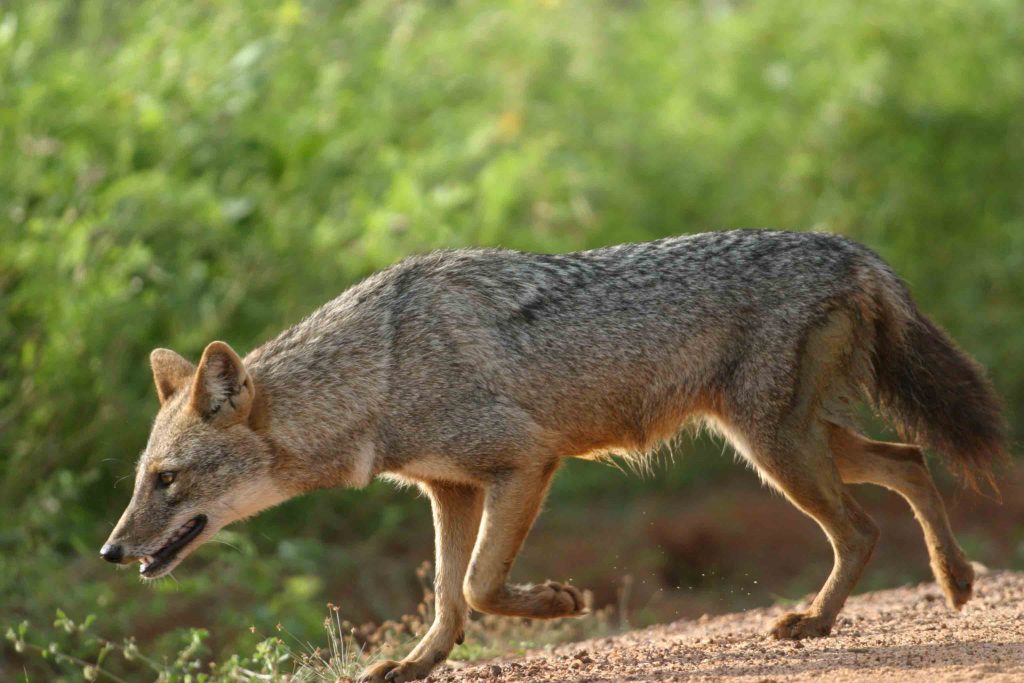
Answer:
(100, 543, 124, 563)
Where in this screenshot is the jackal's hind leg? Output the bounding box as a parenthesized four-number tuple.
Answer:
(463, 461, 586, 619)
(739, 426, 878, 640)
(829, 424, 974, 609)
(360, 482, 483, 683)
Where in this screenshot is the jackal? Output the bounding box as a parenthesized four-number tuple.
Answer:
(102, 230, 1006, 682)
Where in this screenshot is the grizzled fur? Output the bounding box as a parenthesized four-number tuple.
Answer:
(104, 230, 1007, 683)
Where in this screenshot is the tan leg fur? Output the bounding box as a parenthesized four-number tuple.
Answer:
(360, 460, 583, 682)
(463, 460, 585, 618)
(829, 424, 974, 608)
(360, 483, 483, 683)
(742, 423, 880, 639)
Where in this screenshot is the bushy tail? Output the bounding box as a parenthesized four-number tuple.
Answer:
(872, 292, 1008, 492)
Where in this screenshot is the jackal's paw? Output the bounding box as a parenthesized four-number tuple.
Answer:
(359, 658, 435, 683)
(528, 580, 586, 618)
(769, 612, 834, 640)
(934, 557, 974, 610)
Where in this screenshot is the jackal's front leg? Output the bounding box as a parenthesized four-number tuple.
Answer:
(359, 482, 483, 683)
(463, 461, 586, 619)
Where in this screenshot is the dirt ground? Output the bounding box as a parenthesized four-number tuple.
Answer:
(437, 569, 1024, 682)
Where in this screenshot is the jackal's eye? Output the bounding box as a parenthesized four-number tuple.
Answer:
(156, 471, 176, 488)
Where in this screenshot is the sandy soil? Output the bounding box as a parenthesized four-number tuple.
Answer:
(437, 569, 1024, 682)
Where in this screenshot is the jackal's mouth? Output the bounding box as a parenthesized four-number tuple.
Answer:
(139, 515, 207, 578)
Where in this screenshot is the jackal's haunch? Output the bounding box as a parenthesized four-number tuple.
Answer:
(103, 230, 1006, 682)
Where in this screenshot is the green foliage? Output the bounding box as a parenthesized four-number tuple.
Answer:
(7, 565, 618, 681)
(8, 609, 323, 682)
(2, 0, 1022, 679)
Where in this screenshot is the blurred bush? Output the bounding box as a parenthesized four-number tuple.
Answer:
(2, 0, 1022, 678)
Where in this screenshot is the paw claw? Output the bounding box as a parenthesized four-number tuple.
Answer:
(769, 612, 833, 640)
(360, 657, 439, 683)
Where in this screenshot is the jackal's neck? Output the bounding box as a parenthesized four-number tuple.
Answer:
(241, 290, 390, 493)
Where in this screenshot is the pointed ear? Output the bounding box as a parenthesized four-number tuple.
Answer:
(150, 349, 196, 405)
(190, 341, 254, 422)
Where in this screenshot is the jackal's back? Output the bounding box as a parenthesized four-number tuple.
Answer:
(253, 232, 876, 461)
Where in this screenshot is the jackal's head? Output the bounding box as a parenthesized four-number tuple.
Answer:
(100, 341, 287, 579)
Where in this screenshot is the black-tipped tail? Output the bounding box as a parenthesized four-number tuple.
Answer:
(873, 305, 1007, 492)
